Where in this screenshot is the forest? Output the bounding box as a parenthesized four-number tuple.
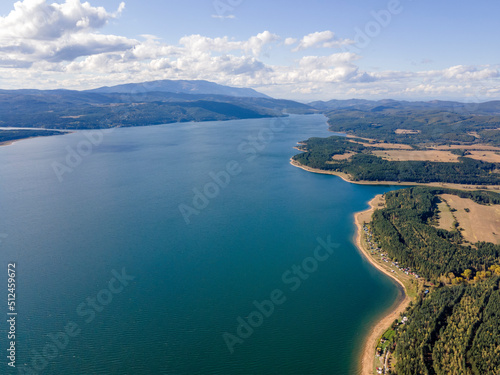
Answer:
(370, 187, 500, 282)
(0, 89, 313, 130)
(292, 136, 500, 185)
(368, 187, 500, 374)
(0, 129, 66, 143)
(394, 277, 500, 375)
(324, 107, 500, 146)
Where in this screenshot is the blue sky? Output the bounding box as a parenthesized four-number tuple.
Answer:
(0, 0, 498, 101)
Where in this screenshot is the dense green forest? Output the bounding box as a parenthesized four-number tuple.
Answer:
(394, 277, 500, 375)
(324, 107, 500, 146)
(292, 136, 500, 185)
(0, 89, 313, 129)
(370, 187, 500, 282)
(368, 187, 500, 374)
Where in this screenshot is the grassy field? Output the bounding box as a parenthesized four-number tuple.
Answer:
(466, 150, 500, 163)
(433, 144, 500, 151)
(372, 150, 459, 162)
(435, 197, 456, 231)
(440, 194, 500, 244)
(347, 139, 414, 150)
(331, 151, 356, 160)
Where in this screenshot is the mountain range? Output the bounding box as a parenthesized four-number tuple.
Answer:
(1, 80, 500, 130)
(0, 80, 313, 129)
(87, 79, 271, 99)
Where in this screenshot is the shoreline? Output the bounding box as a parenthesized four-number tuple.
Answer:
(290, 158, 417, 374)
(289, 158, 500, 192)
(0, 132, 73, 147)
(353, 195, 410, 375)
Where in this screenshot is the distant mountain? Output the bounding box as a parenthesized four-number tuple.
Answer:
(309, 98, 500, 115)
(88, 79, 272, 99)
(0, 85, 314, 130)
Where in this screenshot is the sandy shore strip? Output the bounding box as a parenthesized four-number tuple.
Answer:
(0, 140, 17, 147)
(289, 158, 500, 192)
(354, 195, 410, 375)
(0, 131, 74, 147)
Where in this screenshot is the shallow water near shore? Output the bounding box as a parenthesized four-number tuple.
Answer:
(0, 114, 400, 374)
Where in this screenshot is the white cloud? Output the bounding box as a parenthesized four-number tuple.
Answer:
(0, 0, 132, 67)
(442, 65, 499, 81)
(178, 30, 279, 57)
(0, 0, 124, 40)
(0, 2, 498, 102)
(211, 14, 235, 20)
(291, 30, 353, 52)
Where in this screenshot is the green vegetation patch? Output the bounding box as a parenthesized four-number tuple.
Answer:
(293, 136, 500, 185)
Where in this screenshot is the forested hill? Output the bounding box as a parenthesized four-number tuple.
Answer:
(370, 187, 500, 375)
(0, 83, 314, 130)
(292, 136, 500, 185)
(308, 99, 500, 147)
(371, 187, 500, 282)
(396, 277, 500, 375)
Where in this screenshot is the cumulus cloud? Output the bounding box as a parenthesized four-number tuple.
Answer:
(0, 2, 498, 102)
(0, 0, 132, 67)
(292, 30, 353, 52)
(179, 31, 279, 57)
(0, 0, 124, 40)
(442, 65, 499, 81)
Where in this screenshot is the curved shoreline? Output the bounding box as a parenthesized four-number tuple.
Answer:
(0, 131, 73, 147)
(290, 158, 413, 374)
(289, 158, 500, 192)
(353, 196, 410, 375)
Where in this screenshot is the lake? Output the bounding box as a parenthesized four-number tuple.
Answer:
(0, 114, 400, 374)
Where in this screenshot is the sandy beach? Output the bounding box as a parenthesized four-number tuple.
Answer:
(290, 157, 418, 374)
(353, 195, 410, 375)
(0, 131, 73, 147)
(289, 158, 500, 192)
(0, 140, 17, 147)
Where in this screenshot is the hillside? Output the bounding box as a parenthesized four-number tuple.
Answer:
(308, 100, 500, 146)
(365, 187, 500, 375)
(293, 100, 500, 186)
(292, 136, 500, 186)
(87, 79, 272, 98)
(0, 81, 314, 130)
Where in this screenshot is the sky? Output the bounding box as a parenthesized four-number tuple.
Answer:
(0, 0, 499, 101)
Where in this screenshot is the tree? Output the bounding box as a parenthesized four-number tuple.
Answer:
(462, 269, 472, 280)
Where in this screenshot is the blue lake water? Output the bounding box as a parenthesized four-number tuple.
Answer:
(0, 114, 401, 374)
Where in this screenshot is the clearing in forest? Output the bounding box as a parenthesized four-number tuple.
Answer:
(439, 194, 500, 244)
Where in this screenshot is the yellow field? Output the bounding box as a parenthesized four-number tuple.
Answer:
(467, 131, 481, 139)
(435, 198, 456, 231)
(372, 150, 459, 162)
(465, 151, 500, 163)
(439, 194, 500, 244)
(433, 144, 500, 151)
(331, 151, 357, 160)
(348, 139, 413, 150)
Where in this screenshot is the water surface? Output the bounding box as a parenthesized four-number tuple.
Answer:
(0, 114, 400, 374)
